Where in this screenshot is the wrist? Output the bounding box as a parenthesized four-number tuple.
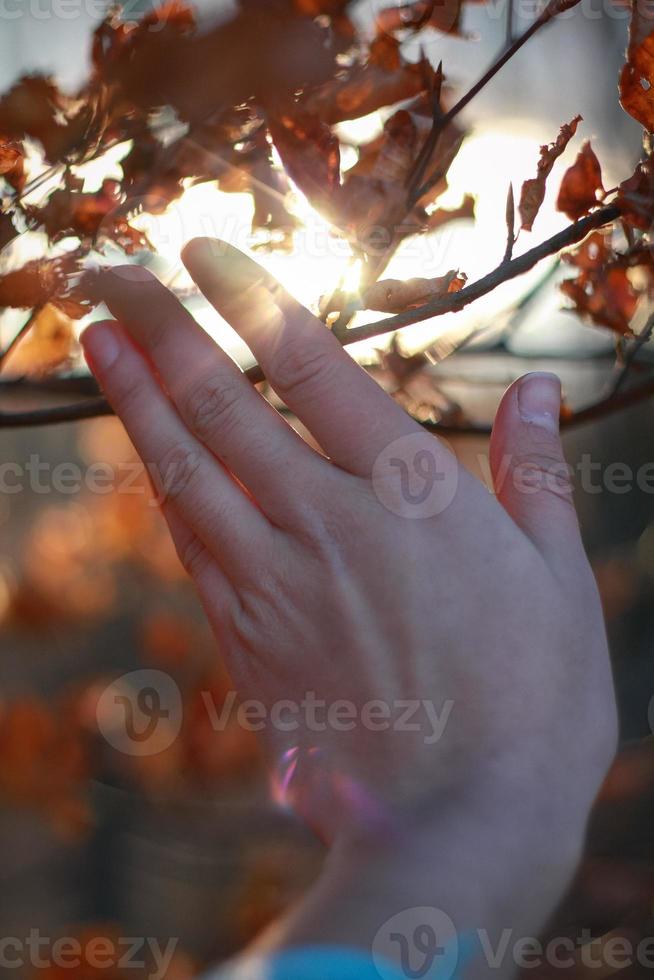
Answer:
(272, 769, 589, 979)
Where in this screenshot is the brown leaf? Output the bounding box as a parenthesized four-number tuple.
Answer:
(333, 99, 465, 255)
(29, 179, 151, 255)
(616, 154, 654, 229)
(619, 0, 654, 132)
(556, 141, 604, 220)
(324, 108, 417, 254)
(560, 265, 639, 335)
(563, 230, 612, 273)
(0, 254, 89, 318)
(519, 115, 582, 231)
(269, 112, 341, 208)
(302, 36, 432, 125)
(100, 2, 342, 126)
(363, 270, 466, 313)
(92, 0, 196, 74)
(0, 76, 91, 164)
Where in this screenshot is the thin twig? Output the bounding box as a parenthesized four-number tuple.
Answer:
(409, 0, 578, 202)
(608, 313, 654, 397)
(406, 61, 444, 202)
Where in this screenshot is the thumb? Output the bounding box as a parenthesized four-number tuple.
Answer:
(490, 373, 582, 566)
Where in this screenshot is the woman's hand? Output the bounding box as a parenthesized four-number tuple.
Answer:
(82, 241, 617, 971)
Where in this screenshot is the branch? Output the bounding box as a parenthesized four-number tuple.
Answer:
(344, 204, 622, 345)
(608, 313, 654, 397)
(0, 397, 114, 428)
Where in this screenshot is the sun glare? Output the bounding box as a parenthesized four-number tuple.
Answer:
(128, 122, 572, 362)
(2, 120, 575, 366)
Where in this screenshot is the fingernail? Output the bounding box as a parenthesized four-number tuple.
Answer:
(517, 372, 561, 432)
(81, 321, 121, 373)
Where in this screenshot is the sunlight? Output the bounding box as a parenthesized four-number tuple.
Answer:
(0, 119, 576, 364)
(128, 121, 573, 363)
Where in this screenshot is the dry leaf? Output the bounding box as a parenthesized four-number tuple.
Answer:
(269, 112, 341, 208)
(363, 269, 466, 313)
(556, 141, 604, 220)
(302, 36, 432, 125)
(519, 115, 582, 231)
(560, 264, 639, 335)
(616, 153, 654, 230)
(0, 254, 88, 318)
(619, 0, 654, 131)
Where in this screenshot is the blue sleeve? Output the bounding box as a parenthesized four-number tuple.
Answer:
(208, 937, 474, 980)
(210, 947, 408, 979)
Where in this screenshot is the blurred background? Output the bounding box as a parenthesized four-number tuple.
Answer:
(1, 2, 654, 978)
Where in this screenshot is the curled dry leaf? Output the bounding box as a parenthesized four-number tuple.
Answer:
(619, 0, 654, 132)
(363, 269, 466, 313)
(519, 115, 582, 231)
(556, 141, 604, 221)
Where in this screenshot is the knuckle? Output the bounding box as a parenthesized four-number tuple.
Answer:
(156, 443, 202, 503)
(143, 313, 174, 352)
(228, 581, 280, 650)
(185, 375, 242, 437)
(178, 535, 209, 577)
(270, 336, 334, 399)
(104, 357, 142, 416)
(511, 448, 574, 502)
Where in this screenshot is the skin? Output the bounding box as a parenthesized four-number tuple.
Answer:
(81, 240, 617, 979)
